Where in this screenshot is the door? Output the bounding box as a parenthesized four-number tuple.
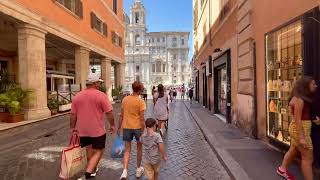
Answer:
(215, 65, 227, 116)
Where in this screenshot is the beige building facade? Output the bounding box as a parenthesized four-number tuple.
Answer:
(0, 0, 125, 121)
(193, 0, 320, 148)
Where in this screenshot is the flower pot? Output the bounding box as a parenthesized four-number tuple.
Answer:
(0, 112, 9, 122)
(51, 109, 58, 115)
(3, 113, 24, 123)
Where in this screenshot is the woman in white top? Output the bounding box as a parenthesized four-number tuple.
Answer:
(153, 84, 169, 136)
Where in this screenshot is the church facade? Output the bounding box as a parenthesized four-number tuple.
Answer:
(124, 0, 191, 92)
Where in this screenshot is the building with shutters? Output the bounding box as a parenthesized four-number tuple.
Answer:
(124, 0, 191, 92)
(192, 0, 320, 149)
(0, 0, 125, 121)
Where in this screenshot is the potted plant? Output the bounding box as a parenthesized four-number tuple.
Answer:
(0, 87, 32, 123)
(47, 98, 59, 115)
(58, 99, 71, 112)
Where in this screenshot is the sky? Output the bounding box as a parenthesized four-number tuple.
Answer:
(124, 0, 193, 61)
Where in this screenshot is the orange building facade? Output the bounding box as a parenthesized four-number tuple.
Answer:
(0, 0, 125, 121)
(193, 0, 319, 148)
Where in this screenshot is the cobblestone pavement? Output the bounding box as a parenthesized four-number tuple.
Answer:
(0, 100, 230, 180)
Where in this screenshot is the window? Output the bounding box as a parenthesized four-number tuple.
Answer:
(162, 64, 166, 72)
(181, 53, 185, 61)
(173, 54, 177, 60)
(156, 62, 161, 72)
(162, 37, 165, 42)
(266, 20, 303, 145)
(162, 47, 166, 53)
(136, 75, 140, 81)
(172, 37, 177, 47)
(157, 37, 160, 42)
(157, 47, 160, 53)
(56, 0, 83, 18)
(181, 38, 185, 45)
(112, 31, 122, 47)
(152, 47, 155, 53)
(135, 35, 141, 45)
(135, 12, 140, 23)
(181, 65, 185, 72)
(152, 64, 156, 72)
(136, 65, 140, 72)
(152, 38, 155, 43)
(91, 12, 107, 36)
(113, 0, 117, 15)
(148, 39, 151, 43)
(173, 66, 177, 72)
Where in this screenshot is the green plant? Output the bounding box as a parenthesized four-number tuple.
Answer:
(99, 83, 107, 93)
(0, 87, 32, 115)
(47, 98, 59, 110)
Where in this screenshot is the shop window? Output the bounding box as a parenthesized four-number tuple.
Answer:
(217, 66, 227, 116)
(113, 0, 117, 15)
(56, 0, 83, 18)
(91, 12, 107, 36)
(266, 20, 303, 145)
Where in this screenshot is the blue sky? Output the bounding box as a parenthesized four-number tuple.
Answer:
(124, 0, 193, 61)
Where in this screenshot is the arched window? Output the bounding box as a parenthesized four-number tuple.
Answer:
(135, 35, 141, 45)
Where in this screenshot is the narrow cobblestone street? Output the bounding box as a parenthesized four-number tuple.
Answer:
(0, 101, 230, 180)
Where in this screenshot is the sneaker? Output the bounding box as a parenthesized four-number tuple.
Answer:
(136, 167, 144, 178)
(277, 167, 296, 180)
(120, 169, 128, 180)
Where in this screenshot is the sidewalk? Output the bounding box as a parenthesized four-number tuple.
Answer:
(184, 101, 310, 180)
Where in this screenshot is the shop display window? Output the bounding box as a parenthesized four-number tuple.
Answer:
(266, 21, 303, 145)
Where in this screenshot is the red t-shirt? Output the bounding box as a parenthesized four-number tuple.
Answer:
(71, 88, 113, 137)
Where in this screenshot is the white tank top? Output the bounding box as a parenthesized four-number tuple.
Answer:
(153, 92, 169, 120)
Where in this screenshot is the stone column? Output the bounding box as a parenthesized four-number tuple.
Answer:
(18, 24, 51, 120)
(115, 63, 126, 89)
(75, 47, 90, 90)
(101, 57, 113, 100)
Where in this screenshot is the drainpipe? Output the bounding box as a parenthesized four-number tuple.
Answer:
(253, 41, 258, 139)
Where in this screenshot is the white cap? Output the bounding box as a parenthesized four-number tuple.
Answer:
(86, 73, 103, 85)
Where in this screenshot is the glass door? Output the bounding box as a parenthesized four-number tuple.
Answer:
(217, 65, 227, 116)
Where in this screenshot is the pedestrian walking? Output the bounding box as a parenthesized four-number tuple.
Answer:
(169, 88, 174, 103)
(118, 81, 146, 180)
(277, 76, 317, 180)
(188, 87, 194, 104)
(141, 118, 168, 180)
(142, 88, 148, 102)
(173, 88, 177, 102)
(153, 84, 169, 136)
(181, 87, 186, 100)
(70, 73, 115, 179)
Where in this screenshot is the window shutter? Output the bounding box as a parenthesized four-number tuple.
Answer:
(103, 23, 108, 37)
(112, 31, 116, 44)
(75, 0, 83, 18)
(119, 36, 123, 47)
(90, 12, 96, 29)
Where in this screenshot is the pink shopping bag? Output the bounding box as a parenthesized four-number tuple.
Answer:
(59, 130, 87, 179)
